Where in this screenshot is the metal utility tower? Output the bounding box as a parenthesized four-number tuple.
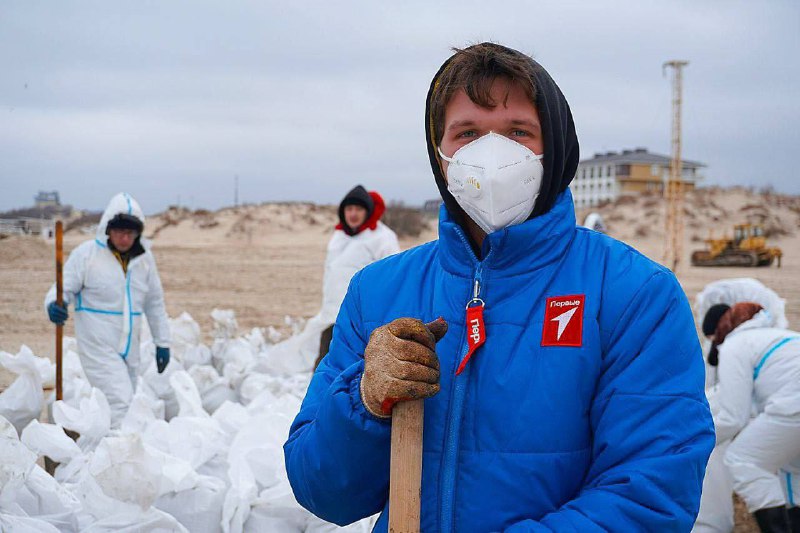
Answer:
(662, 60, 689, 271)
(234, 175, 239, 208)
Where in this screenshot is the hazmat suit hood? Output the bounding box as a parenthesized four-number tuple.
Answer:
(425, 43, 580, 228)
(96, 193, 146, 241)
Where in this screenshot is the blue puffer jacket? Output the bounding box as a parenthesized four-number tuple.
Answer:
(285, 190, 715, 532)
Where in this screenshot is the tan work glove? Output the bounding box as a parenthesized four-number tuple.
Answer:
(360, 317, 448, 418)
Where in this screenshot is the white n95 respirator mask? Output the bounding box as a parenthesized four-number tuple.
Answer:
(438, 132, 544, 234)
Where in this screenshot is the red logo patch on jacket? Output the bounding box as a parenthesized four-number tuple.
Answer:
(542, 295, 585, 347)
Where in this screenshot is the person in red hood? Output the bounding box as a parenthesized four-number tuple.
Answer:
(317, 185, 400, 366)
(265, 185, 400, 374)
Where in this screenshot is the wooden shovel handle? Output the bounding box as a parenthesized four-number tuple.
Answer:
(55, 221, 63, 401)
(389, 399, 424, 533)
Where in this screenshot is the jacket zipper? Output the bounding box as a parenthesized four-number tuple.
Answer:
(439, 228, 488, 533)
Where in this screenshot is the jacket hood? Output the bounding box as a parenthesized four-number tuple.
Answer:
(337, 188, 386, 236)
(96, 193, 145, 241)
(425, 43, 580, 229)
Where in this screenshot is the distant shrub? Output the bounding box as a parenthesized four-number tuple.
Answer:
(64, 212, 102, 232)
(382, 202, 428, 238)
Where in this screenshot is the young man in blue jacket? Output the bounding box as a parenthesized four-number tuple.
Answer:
(285, 43, 714, 532)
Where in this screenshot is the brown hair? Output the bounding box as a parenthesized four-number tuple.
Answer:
(429, 43, 539, 147)
(708, 302, 764, 366)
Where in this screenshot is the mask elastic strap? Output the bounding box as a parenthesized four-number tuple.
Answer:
(437, 147, 455, 163)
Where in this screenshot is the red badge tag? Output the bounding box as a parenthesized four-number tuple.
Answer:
(456, 304, 485, 375)
(541, 295, 585, 347)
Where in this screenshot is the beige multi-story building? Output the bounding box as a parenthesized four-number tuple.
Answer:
(35, 191, 60, 208)
(570, 148, 704, 209)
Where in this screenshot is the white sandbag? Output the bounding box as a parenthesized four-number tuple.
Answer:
(260, 314, 326, 375)
(8, 465, 81, 532)
(212, 309, 238, 340)
(189, 365, 237, 414)
(228, 409, 295, 492)
(120, 379, 166, 435)
(244, 483, 306, 532)
(62, 349, 92, 406)
(53, 388, 111, 450)
(0, 513, 60, 533)
(246, 391, 302, 422)
(141, 364, 180, 420)
(33, 353, 56, 390)
(211, 401, 251, 438)
(183, 344, 212, 369)
(695, 278, 788, 329)
(219, 338, 257, 390)
(306, 514, 375, 533)
(242, 372, 310, 403)
(244, 327, 266, 353)
(170, 313, 213, 369)
(171, 312, 202, 350)
(0, 415, 37, 505)
(0, 346, 45, 434)
(264, 325, 283, 344)
(20, 419, 81, 463)
(167, 416, 228, 470)
(89, 434, 162, 509)
(137, 418, 171, 456)
(221, 450, 258, 533)
(156, 475, 226, 533)
(81, 507, 189, 533)
(196, 454, 230, 487)
(221, 404, 295, 532)
(238, 373, 273, 406)
(170, 370, 208, 418)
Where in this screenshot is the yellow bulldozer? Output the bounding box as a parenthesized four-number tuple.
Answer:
(691, 223, 782, 267)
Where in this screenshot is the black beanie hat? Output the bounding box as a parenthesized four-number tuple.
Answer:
(106, 213, 144, 234)
(702, 304, 731, 337)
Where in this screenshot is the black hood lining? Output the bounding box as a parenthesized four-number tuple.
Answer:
(425, 44, 580, 230)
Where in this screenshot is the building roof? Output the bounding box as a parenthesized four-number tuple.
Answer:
(580, 148, 704, 168)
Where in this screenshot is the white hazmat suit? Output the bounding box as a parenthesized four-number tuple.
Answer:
(693, 310, 800, 532)
(45, 193, 170, 427)
(265, 192, 399, 375)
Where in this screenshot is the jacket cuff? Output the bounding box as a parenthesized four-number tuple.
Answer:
(345, 360, 391, 424)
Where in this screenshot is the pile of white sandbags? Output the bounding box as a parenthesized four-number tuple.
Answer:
(0, 310, 372, 532)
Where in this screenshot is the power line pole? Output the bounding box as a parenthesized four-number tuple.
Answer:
(662, 60, 689, 272)
(234, 174, 239, 208)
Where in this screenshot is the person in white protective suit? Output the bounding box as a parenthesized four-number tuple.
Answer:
(44, 193, 170, 427)
(692, 302, 800, 533)
(582, 212, 606, 233)
(265, 185, 399, 374)
(696, 278, 789, 390)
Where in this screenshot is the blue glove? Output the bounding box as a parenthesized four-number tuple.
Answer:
(47, 301, 68, 325)
(156, 346, 170, 374)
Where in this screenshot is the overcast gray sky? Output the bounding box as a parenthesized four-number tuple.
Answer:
(1, 1, 798, 214)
